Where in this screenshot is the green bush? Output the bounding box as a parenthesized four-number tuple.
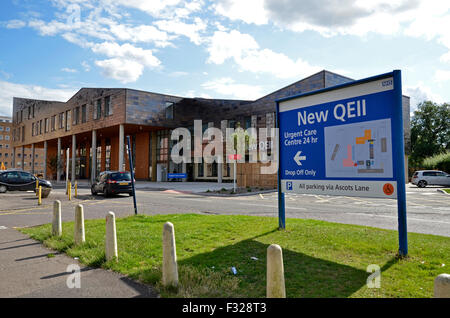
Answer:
(422, 151, 450, 172)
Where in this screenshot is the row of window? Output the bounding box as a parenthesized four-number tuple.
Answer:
(0, 153, 39, 158)
(12, 96, 113, 140)
(14, 104, 34, 124)
(0, 126, 11, 131)
(0, 135, 10, 140)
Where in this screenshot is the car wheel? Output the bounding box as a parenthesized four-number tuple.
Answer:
(417, 180, 427, 188)
(0, 185, 7, 193)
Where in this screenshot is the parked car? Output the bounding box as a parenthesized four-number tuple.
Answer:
(0, 169, 52, 197)
(91, 171, 133, 197)
(411, 170, 450, 187)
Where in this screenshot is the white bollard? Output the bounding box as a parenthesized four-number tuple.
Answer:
(52, 200, 62, 237)
(105, 211, 118, 261)
(434, 274, 450, 298)
(162, 222, 178, 288)
(267, 244, 286, 298)
(74, 204, 85, 245)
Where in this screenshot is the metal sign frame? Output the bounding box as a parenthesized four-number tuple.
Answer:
(276, 70, 407, 256)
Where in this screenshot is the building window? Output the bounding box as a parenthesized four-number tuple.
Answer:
(51, 115, 56, 131)
(244, 116, 252, 129)
(96, 145, 102, 176)
(21, 126, 24, 142)
(5, 135, 9, 141)
(73, 107, 80, 125)
(59, 112, 64, 129)
(6, 127, 10, 132)
(28, 107, 31, 120)
(31, 123, 35, 136)
(95, 99, 102, 119)
(157, 130, 169, 162)
(39, 119, 43, 135)
(81, 105, 87, 123)
(0, 126, 3, 131)
(65, 110, 71, 131)
(104, 96, 112, 116)
(105, 139, 111, 171)
(45, 118, 49, 133)
(197, 163, 204, 177)
(165, 102, 174, 119)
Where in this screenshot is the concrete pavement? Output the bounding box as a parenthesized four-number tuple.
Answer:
(0, 227, 158, 298)
(52, 179, 235, 193)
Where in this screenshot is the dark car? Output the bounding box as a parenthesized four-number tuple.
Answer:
(0, 169, 52, 197)
(91, 171, 133, 197)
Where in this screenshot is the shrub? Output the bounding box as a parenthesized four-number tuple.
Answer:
(421, 151, 450, 172)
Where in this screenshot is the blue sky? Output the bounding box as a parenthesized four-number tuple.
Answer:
(1, 0, 450, 116)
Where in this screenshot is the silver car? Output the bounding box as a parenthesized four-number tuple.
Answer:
(411, 170, 450, 188)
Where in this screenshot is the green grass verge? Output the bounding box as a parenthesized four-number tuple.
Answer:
(443, 189, 450, 194)
(20, 214, 449, 298)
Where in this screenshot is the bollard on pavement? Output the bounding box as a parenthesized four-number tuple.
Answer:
(267, 244, 286, 298)
(162, 222, 178, 288)
(75, 181, 78, 197)
(74, 204, 85, 245)
(68, 181, 72, 201)
(434, 274, 450, 298)
(105, 211, 118, 261)
(52, 200, 62, 236)
(38, 186, 42, 205)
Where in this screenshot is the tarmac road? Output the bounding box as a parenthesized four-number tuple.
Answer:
(0, 183, 448, 237)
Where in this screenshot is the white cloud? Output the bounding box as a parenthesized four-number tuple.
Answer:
(405, 83, 444, 112)
(109, 23, 172, 47)
(207, 30, 259, 65)
(8, 0, 211, 84)
(202, 78, 264, 100)
(61, 67, 78, 73)
(207, 30, 320, 79)
(213, 0, 420, 36)
(113, 0, 182, 17)
(81, 61, 91, 72)
(154, 17, 207, 45)
(0, 80, 76, 116)
(92, 42, 161, 82)
(91, 42, 161, 68)
(213, 0, 268, 25)
(6, 19, 26, 29)
(95, 58, 144, 83)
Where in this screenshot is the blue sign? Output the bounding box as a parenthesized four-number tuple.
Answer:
(168, 173, 187, 179)
(276, 70, 407, 256)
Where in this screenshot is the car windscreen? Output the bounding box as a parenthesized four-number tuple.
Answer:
(109, 172, 131, 181)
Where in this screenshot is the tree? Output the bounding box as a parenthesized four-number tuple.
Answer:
(410, 101, 450, 167)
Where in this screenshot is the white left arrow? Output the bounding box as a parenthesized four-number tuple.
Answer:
(294, 151, 307, 166)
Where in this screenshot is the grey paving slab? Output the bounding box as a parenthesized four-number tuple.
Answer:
(0, 228, 158, 298)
